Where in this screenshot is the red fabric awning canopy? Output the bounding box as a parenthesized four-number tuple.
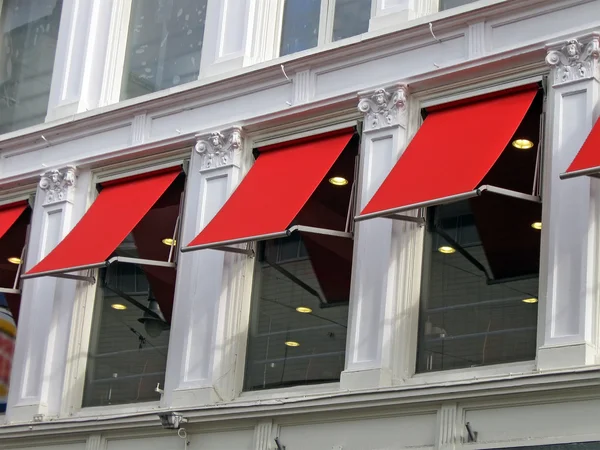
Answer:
(357, 87, 538, 220)
(0, 202, 28, 240)
(183, 130, 354, 251)
(561, 117, 600, 179)
(25, 169, 180, 277)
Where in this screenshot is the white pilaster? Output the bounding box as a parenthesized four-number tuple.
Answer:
(341, 85, 413, 390)
(369, 0, 438, 32)
(200, 0, 273, 78)
(163, 127, 252, 407)
(538, 34, 600, 369)
(7, 167, 84, 422)
(46, 0, 115, 121)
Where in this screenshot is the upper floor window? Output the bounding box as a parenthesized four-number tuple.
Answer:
(280, 0, 372, 57)
(439, 0, 481, 11)
(0, 0, 63, 135)
(121, 0, 208, 100)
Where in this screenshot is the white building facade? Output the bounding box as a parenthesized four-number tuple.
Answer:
(0, 0, 600, 449)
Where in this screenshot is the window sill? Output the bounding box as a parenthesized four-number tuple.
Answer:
(236, 382, 341, 403)
(68, 400, 162, 419)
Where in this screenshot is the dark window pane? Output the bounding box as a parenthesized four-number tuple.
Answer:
(121, 0, 208, 100)
(439, 0, 480, 10)
(82, 175, 184, 406)
(0, 0, 63, 134)
(280, 0, 321, 56)
(416, 200, 540, 373)
(332, 0, 371, 42)
(244, 136, 358, 391)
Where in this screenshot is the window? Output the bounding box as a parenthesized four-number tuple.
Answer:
(121, 0, 208, 100)
(82, 173, 184, 406)
(416, 91, 544, 372)
(243, 136, 358, 390)
(0, 0, 63, 135)
(280, 0, 372, 56)
(439, 0, 480, 11)
(0, 201, 32, 413)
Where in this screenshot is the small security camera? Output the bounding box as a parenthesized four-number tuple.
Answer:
(158, 412, 187, 429)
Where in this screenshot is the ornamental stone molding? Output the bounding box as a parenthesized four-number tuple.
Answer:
(546, 35, 599, 85)
(194, 127, 243, 171)
(358, 85, 408, 131)
(39, 166, 76, 205)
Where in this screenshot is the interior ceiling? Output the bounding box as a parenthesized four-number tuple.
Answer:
(0, 207, 32, 323)
(469, 90, 543, 280)
(293, 134, 358, 304)
(128, 173, 185, 322)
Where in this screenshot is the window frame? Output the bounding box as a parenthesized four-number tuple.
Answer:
(390, 73, 550, 386)
(275, 0, 374, 58)
(61, 150, 191, 416)
(237, 118, 361, 397)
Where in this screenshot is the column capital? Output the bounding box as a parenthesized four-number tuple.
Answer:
(546, 34, 600, 86)
(194, 127, 244, 171)
(39, 166, 77, 206)
(358, 85, 408, 132)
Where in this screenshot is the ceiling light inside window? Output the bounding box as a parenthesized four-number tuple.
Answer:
(438, 246, 456, 254)
(522, 297, 538, 304)
(7, 257, 22, 265)
(111, 303, 127, 310)
(512, 138, 534, 150)
(328, 176, 348, 186)
(296, 306, 312, 313)
(531, 222, 542, 230)
(285, 341, 300, 347)
(162, 238, 176, 246)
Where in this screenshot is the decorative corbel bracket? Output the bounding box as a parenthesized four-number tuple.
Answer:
(358, 85, 408, 132)
(39, 166, 76, 206)
(194, 127, 243, 171)
(546, 34, 600, 85)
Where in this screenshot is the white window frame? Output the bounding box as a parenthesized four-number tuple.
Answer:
(274, 0, 375, 58)
(60, 149, 191, 417)
(235, 116, 361, 399)
(390, 72, 550, 386)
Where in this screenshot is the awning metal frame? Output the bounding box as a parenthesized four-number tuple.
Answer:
(181, 225, 353, 255)
(0, 242, 27, 295)
(355, 184, 541, 223)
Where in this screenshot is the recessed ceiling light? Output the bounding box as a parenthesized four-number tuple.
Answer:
(285, 341, 300, 347)
(328, 176, 348, 186)
(111, 303, 127, 310)
(438, 246, 456, 254)
(512, 138, 534, 150)
(7, 257, 22, 265)
(522, 297, 538, 304)
(531, 222, 542, 230)
(296, 306, 312, 313)
(162, 238, 176, 246)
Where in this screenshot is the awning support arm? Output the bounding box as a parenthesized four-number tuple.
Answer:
(264, 258, 325, 305)
(434, 226, 492, 281)
(54, 272, 97, 283)
(101, 279, 165, 322)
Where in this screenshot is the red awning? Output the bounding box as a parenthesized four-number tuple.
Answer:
(24, 169, 180, 278)
(561, 117, 600, 179)
(183, 130, 354, 251)
(357, 87, 538, 221)
(0, 202, 28, 239)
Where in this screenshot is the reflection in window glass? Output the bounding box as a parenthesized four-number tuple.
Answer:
(332, 0, 371, 42)
(0, 0, 63, 135)
(417, 199, 540, 372)
(280, 0, 321, 56)
(121, 0, 208, 100)
(244, 136, 358, 390)
(83, 175, 184, 406)
(439, 0, 480, 10)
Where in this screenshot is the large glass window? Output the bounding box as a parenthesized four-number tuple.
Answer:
(244, 136, 358, 390)
(280, 0, 372, 57)
(417, 91, 544, 372)
(121, 0, 208, 100)
(439, 0, 480, 11)
(82, 174, 184, 406)
(0, 0, 63, 135)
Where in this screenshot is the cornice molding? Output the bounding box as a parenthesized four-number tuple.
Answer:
(39, 166, 76, 206)
(546, 35, 600, 85)
(358, 85, 409, 131)
(194, 127, 243, 171)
